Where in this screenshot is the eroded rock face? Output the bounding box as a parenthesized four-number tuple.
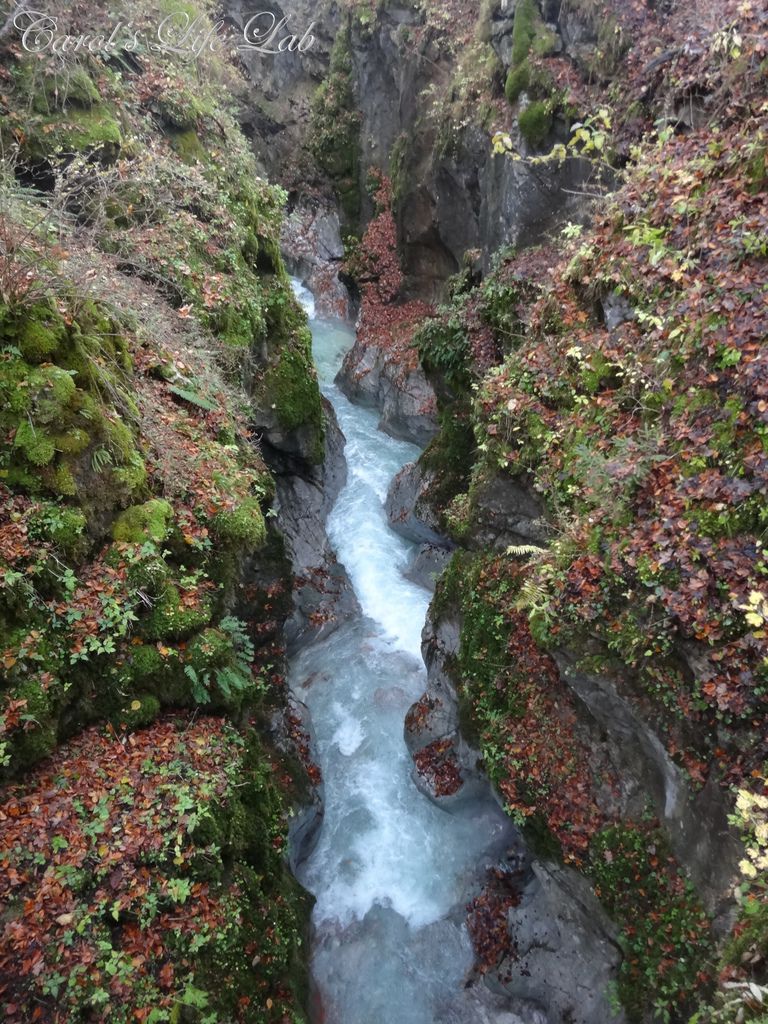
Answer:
(385, 460, 444, 545)
(335, 334, 438, 445)
(465, 473, 550, 551)
(403, 543, 454, 592)
(554, 651, 743, 924)
(492, 861, 625, 1024)
(404, 610, 487, 811)
(225, 0, 338, 182)
(409, 610, 627, 1023)
(281, 201, 352, 320)
(266, 398, 360, 654)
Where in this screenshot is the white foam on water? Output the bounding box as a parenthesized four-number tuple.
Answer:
(287, 283, 517, 1022)
(291, 276, 316, 319)
(331, 707, 364, 757)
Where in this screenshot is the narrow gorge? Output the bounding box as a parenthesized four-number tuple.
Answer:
(0, 2, 766, 1024)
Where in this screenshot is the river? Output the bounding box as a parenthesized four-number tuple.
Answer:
(288, 282, 515, 1024)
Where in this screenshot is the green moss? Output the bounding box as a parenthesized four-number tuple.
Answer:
(19, 63, 101, 114)
(420, 405, 476, 526)
(308, 23, 361, 228)
(111, 693, 161, 731)
(505, 61, 531, 103)
(186, 628, 232, 672)
(112, 454, 148, 495)
(14, 421, 55, 466)
(504, 0, 558, 108)
(511, 0, 538, 66)
(519, 100, 554, 147)
(211, 498, 266, 550)
(28, 505, 87, 557)
(169, 128, 208, 164)
(127, 555, 171, 595)
(128, 644, 165, 679)
(112, 500, 173, 544)
(141, 586, 212, 642)
(26, 106, 122, 163)
(47, 462, 77, 496)
(531, 23, 558, 56)
(262, 338, 324, 463)
(52, 427, 89, 456)
(6, 678, 57, 771)
(415, 310, 470, 389)
(18, 321, 63, 363)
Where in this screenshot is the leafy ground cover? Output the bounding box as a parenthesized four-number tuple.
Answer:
(0, 717, 309, 1023)
(399, 1, 768, 1019)
(0, 2, 323, 1017)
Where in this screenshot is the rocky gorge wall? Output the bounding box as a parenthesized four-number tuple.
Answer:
(0, 4, 355, 1018)
(234, 2, 768, 1023)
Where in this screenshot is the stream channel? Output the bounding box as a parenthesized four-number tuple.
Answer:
(288, 281, 516, 1024)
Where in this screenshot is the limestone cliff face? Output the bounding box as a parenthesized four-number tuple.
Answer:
(225, 0, 597, 297)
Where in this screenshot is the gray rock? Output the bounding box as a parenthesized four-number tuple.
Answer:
(404, 543, 454, 591)
(336, 335, 438, 446)
(282, 201, 352, 320)
(466, 472, 550, 551)
(554, 649, 743, 923)
(275, 696, 324, 871)
(402, 608, 487, 812)
(269, 399, 360, 653)
(489, 861, 625, 1024)
(385, 460, 445, 545)
(601, 290, 635, 332)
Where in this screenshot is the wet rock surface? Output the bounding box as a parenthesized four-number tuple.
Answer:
(385, 460, 445, 545)
(281, 201, 352, 320)
(554, 650, 743, 923)
(465, 473, 550, 551)
(492, 861, 625, 1024)
(335, 334, 438, 446)
(266, 398, 360, 654)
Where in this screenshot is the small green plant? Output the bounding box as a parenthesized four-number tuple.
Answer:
(184, 616, 258, 704)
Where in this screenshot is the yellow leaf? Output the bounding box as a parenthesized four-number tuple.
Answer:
(131, 700, 142, 711)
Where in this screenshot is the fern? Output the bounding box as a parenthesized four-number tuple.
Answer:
(514, 576, 550, 613)
(185, 618, 257, 706)
(91, 446, 113, 472)
(506, 543, 546, 559)
(184, 665, 210, 704)
(168, 385, 218, 413)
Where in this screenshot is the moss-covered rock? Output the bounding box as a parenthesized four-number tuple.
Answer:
(261, 338, 325, 463)
(308, 22, 362, 228)
(211, 497, 266, 550)
(519, 100, 554, 147)
(6, 678, 57, 770)
(28, 505, 87, 558)
(18, 321, 63, 363)
(141, 586, 212, 642)
(112, 500, 173, 544)
(13, 421, 56, 466)
(111, 692, 161, 731)
(185, 628, 232, 672)
(26, 106, 122, 164)
(169, 128, 208, 164)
